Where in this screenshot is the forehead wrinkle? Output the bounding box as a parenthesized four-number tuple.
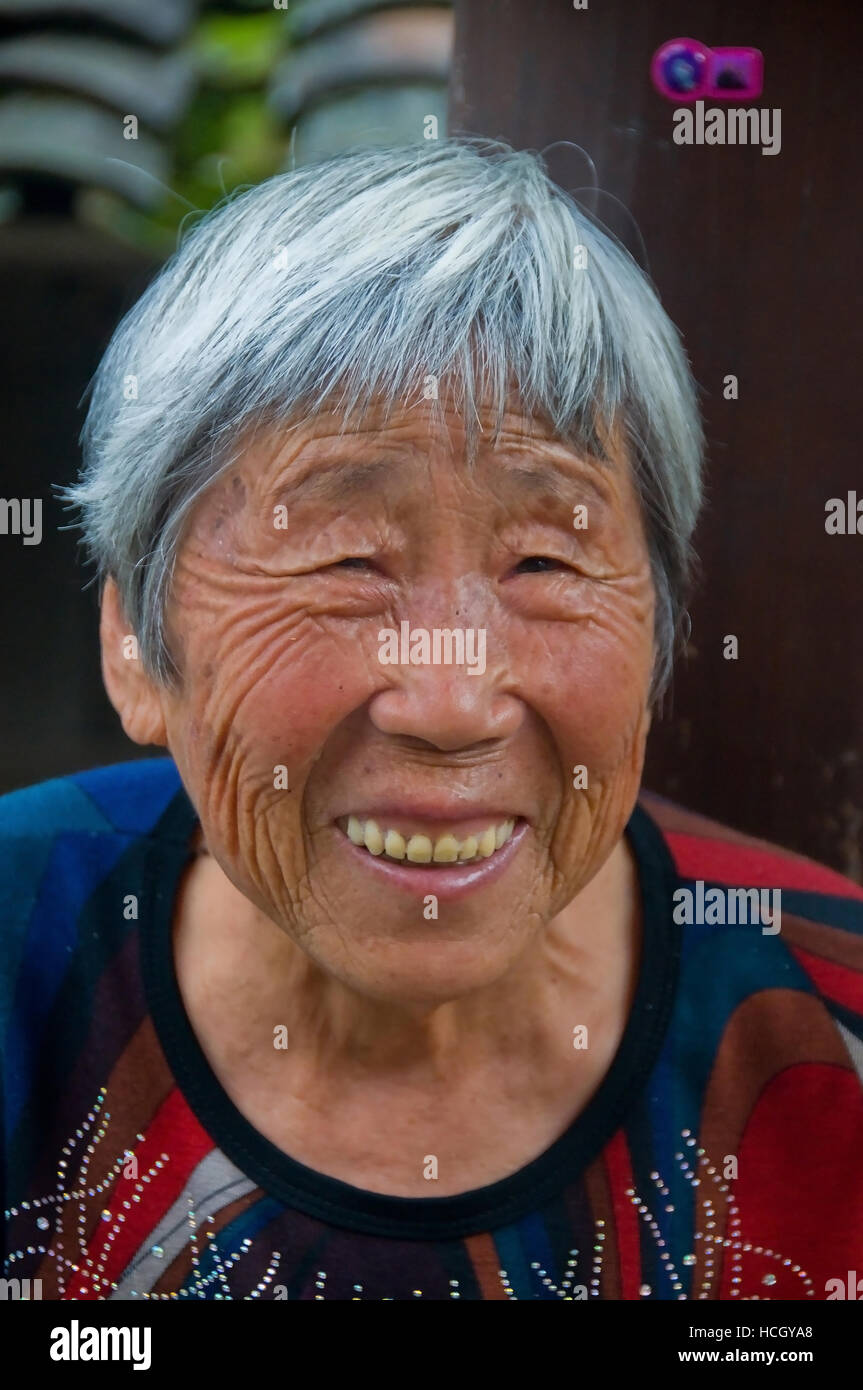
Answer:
(267, 456, 402, 509)
(494, 459, 614, 512)
(251, 408, 620, 517)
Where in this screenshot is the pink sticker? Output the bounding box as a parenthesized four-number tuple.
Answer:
(651, 37, 764, 103)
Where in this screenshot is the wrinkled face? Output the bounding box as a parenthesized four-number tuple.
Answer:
(156, 396, 656, 1003)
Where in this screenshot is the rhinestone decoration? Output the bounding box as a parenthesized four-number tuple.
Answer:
(4, 1099, 817, 1301)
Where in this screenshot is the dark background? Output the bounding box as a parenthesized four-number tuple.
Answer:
(1, 0, 860, 879)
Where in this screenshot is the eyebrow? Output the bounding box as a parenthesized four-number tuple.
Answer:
(267, 451, 610, 511)
(269, 457, 398, 508)
(497, 460, 611, 510)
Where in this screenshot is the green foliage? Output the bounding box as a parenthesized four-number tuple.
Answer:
(84, 9, 290, 255)
(193, 12, 287, 88)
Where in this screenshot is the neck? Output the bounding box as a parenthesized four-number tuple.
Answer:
(172, 833, 642, 1089)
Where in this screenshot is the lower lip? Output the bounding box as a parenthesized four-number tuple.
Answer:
(333, 819, 529, 901)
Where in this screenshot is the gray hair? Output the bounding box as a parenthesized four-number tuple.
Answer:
(61, 137, 703, 700)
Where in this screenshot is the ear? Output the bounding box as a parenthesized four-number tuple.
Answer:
(100, 577, 168, 747)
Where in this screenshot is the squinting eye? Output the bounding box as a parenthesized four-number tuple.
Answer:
(514, 556, 565, 573)
(333, 557, 372, 570)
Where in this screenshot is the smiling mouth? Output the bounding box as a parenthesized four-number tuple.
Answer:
(336, 814, 518, 866)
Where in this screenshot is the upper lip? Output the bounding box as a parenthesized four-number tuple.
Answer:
(334, 804, 525, 825)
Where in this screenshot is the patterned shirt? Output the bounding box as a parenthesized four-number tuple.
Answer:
(2, 758, 862, 1301)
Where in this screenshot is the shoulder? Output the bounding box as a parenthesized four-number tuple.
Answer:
(0, 756, 186, 936)
(0, 757, 184, 845)
(639, 788, 863, 907)
(638, 787, 863, 1023)
(0, 757, 188, 1044)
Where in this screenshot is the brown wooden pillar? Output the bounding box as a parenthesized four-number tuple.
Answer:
(449, 0, 863, 878)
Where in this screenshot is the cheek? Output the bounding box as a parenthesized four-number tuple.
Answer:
(165, 640, 371, 886)
(238, 655, 363, 781)
(529, 602, 653, 888)
(521, 594, 654, 779)
(175, 605, 377, 801)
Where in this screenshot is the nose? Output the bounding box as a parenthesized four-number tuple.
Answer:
(368, 645, 523, 753)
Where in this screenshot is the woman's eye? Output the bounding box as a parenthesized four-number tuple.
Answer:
(332, 557, 373, 570)
(514, 555, 565, 573)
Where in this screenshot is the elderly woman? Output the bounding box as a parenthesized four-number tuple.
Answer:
(2, 140, 862, 1304)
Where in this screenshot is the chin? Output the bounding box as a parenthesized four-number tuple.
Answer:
(316, 930, 526, 1007)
